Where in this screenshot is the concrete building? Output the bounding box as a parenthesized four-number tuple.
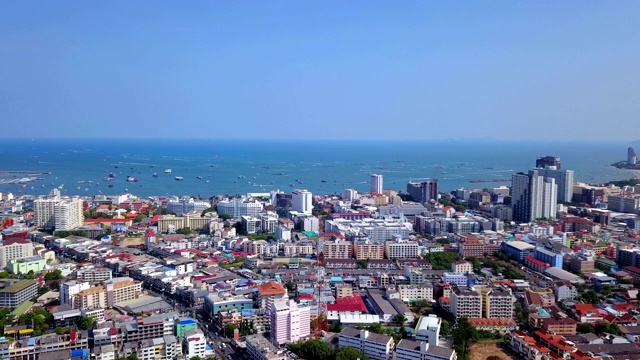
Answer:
(73, 285, 107, 309)
(482, 287, 515, 319)
(535, 167, 575, 203)
(450, 284, 482, 319)
(292, 189, 313, 214)
(167, 197, 210, 216)
(60, 280, 91, 306)
(34, 198, 59, 230)
(414, 315, 441, 346)
(451, 260, 473, 275)
(608, 195, 640, 213)
(8, 256, 46, 274)
(629, 147, 637, 165)
(77, 267, 112, 283)
(270, 299, 311, 346)
(339, 328, 394, 360)
(0, 279, 37, 308)
(343, 189, 358, 201)
(385, 239, 419, 259)
(501, 241, 535, 261)
(323, 239, 353, 259)
(511, 170, 558, 223)
(534, 247, 563, 268)
(246, 334, 287, 360)
(104, 277, 142, 307)
(204, 293, 253, 316)
(54, 198, 84, 231)
(217, 198, 263, 221)
(370, 174, 383, 194)
(257, 281, 288, 310)
(396, 339, 457, 360)
(354, 241, 385, 260)
(0, 242, 34, 268)
(406, 180, 439, 203)
(183, 329, 207, 359)
(398, 283, 434, 303)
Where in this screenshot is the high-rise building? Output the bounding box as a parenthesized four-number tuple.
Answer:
(60, 281, 91, 306)
(536, 156, 561, 169)
(54, 198, 84, 231)
(370, 174, 383, 194)
(629, 147, 638, 165)
(450, 284, 482, 319)
(534, 167, 575, 203)
(406, 180, 439, 203)
(167, 197, 211, 216)
(323, 239, 354, 259)
(0, 242, 34, 268)
(270, 299, 311, 346)
(511, 170, 558, 223)
(343, 189, 358, 201)
(216, 198, 263, 221)
(291, 189, 313, 214)
(34, 198, 60, 230)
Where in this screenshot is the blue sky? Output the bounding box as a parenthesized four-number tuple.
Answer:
(1, 1, 639, 140)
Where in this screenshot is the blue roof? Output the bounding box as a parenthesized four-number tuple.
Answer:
(180, 318, 197, 325)
(206, 344, 213, 350)
(299, 289, 314, 294)
(28, 338, 35, 346)
(71, 349, 86, 357)
(223, 253, 233, 258)
(330, 277, 343, 282)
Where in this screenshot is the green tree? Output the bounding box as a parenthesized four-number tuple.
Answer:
(394, 314, 407, 325)
(367, 322, 384, 334)
(356, 259, 369, 269)
(224, 323, 237, 338)
(134, 214, 147, 223)
(201, 206, 217, 216)
(284, 281, 296, 293)
(0, 271, 8, 278)
(440, 319, 451, 336)
(190, 357, 202, 360)
(452, 318, 478, 360)
(44, 269, 63, 281)
(335, 346, 370, 360)
(578, 290, 600, 304)
(287, 339, 333, 360)
(78, 316, 96, 330)
(37, 285, 51, 295)
(175, 228, 192, 235)
(577, 323, 594, 334)
(17, 308, 54, 336)
(600, 285, 613, 297)
(424, 252, 461, 270)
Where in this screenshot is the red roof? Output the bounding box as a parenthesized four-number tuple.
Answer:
(327, 294, 368, 313)
(84, 218, 130, 223)
(299, 294, 314, 300)
(525, 256, 548, 267)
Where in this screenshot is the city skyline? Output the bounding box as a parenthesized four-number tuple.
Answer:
(2, 2, 640, 140)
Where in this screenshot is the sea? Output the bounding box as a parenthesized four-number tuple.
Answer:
(0, 139, 635, 199)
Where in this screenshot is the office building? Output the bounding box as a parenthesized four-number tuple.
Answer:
(0, 280, 38, 308)
(511, 170, 558, 223)
(450, 284, 482, 319)
(0, 242, 34, 268)
(608, 195, 640, 213)
(534, 247, 563, 268)
(339, 328, 394, 360)
(396, 339, 457, 360)
(270, 299, 311, 346)
(501, 241, 535, 261)
(370, 174, 383, 194)
(54, 198, 84, 231)
(291, 189, 313, 214)
(406, 180, 439, 203)
(536, 156, 561, 170)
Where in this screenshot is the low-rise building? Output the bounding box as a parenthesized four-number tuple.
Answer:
(396, 339, 457, 360)
(339, 328, 394, 360)
(0, 279, 37, 308)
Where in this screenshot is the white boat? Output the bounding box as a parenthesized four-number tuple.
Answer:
(165, 169, 172, 174)
(175, 176, 184, 181)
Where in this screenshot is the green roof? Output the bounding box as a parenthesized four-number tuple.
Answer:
(0, 280, 37, 293)
(10, 300, 34, 316)
(301, 231, 318, 238)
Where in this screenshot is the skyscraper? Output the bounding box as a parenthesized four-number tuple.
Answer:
(536, 156, 561, 169)
(511, 170, 558, 222)
(406, 180, 439, 203)
(370, 174, 383, 194)
(628, 147, 638, 165)
(535, 167, 574, 203)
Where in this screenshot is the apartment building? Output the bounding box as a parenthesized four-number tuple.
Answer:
(0, 242, 34, 268)
(482, 287, 516, 319)
(335, 284, 353, 299)
(396, 339, 456, 360)
(60, 280, 90, 306)
(183, 329, 206, 359)
(385, 239, 419, 259)
(270, 299, 311, 346)
(54, 198, 84, 231)
(105, 277, 143, 307)
(217, 198, 263, 221)
(283, 244, 313, 257)
(451, 260, 473, 274)
(450, 284, 482, 319)
(34, 197, 59, 230)
(256, 281, 288, 310)
(323, 239, 353, 259)
(73, 285, 107, 309)
(119, 315, 175, 343)
(339, 328, 394, 360)
(354, 241, 385, 260)
(0, 331, 90, 359)
(414, 315, 441, 346)
(77, 267, 113, 283)
(0, 280, 38, 309)
(398, 283, 434, 303)
(246, 334, 287, 360)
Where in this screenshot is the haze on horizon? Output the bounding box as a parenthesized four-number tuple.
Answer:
(1, 1, 639, 141)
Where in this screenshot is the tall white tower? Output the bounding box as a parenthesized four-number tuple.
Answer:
(370, 174, 383, 194)
(292, 189, 313, 214)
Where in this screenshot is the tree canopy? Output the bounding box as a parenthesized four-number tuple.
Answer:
(424, 252, 461, 270)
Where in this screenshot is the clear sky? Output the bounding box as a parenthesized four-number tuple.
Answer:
(1, 1, 639, 140)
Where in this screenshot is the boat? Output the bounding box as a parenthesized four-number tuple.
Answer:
(197, 176, 203, 180)
(126, 176, 139, 182)
(175, 176, 184, 181)
(321, 180, 327, 183)
(108, 172, 116, 178)
(108, 184, 114, 188)
(165, 169, 172, 174)
(152, 173, 158, 178)
(205, 180, 210, 183)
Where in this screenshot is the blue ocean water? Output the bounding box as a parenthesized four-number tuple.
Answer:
(0, 139, 635, 198)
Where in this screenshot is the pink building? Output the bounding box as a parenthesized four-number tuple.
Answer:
(270, 299, 311, 346)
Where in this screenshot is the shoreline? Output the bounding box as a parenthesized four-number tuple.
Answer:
(628, 169, 640, 179)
